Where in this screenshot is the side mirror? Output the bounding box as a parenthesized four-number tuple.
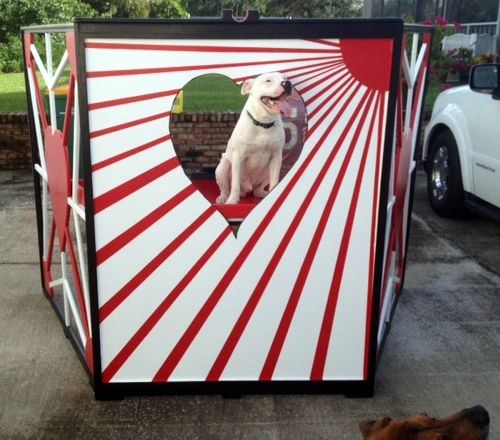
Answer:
(469, 63, 500, 99)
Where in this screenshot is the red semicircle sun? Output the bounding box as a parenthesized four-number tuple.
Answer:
(339, 39, 394, 92)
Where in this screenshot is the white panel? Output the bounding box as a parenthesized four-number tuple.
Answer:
(85, 36, 396, 384)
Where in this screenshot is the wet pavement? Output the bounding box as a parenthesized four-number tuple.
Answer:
(0, 168, 499, 439)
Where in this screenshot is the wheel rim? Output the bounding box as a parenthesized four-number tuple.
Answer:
(431, 146, 449, 201)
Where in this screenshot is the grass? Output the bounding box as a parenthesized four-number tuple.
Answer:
(425, 79, 444, 110)
(0, 73, 28, 112)
(182, 74, 247, 112)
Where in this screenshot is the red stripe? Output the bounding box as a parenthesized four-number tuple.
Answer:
(292, 62, 344, 87)
(260, 91, 378, 381)
(86, 41, 340, 54)
(101, 227, 232, 382)
(307, 79, 359, 140)
(310, 92, 379, 380)
(90, 111, 170, 139)
(87, 56, 338, 78)
(207, 89, 375, 382)
(88, 89, 180, 111)
(363, 93, 385, 380)
(99, 207, 215, 322)
(92, 134, 172, 172)
(93, 158, 179, 214)
(96, 185, 196, 265)
(305, 71, 351, 110)
(152, 82, 366, 383)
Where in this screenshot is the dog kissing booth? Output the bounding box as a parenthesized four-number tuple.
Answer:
(23, 13, 432, 399)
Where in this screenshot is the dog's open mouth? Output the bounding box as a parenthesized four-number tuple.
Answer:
(261, 93, 292, 116)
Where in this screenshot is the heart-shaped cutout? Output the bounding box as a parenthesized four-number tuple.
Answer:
(169, 73, 307, 233)
(44, 127, 71, 247)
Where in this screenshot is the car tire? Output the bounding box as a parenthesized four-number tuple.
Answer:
(426, 130, 470, 218)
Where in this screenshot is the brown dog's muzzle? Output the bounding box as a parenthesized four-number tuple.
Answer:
(462, 406, 490, 439)
(359, 405, 490, 440)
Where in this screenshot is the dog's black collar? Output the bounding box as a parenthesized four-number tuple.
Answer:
(246, 110, 275, 129)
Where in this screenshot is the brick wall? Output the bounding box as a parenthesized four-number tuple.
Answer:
(0, 111, 240, 171)
(170, 112, 238, 176)
(0, 113, 32, 169)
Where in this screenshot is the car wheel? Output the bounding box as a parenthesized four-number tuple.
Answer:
(426, 130, 469, 218)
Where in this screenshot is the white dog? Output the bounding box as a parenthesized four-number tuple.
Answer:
(215, 72, 292, 205)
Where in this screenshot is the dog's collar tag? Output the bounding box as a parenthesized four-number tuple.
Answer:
(246, 110, 275, 129)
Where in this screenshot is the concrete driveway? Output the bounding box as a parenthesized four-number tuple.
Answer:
(0, 168, 498, 439)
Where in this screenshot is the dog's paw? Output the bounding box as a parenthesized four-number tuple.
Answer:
(225, 196, 239, 205)
(253, 189, 269, 198)
(216, 194, 227, 204)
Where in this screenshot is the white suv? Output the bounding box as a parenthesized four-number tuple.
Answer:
(423, 63, 500, 220)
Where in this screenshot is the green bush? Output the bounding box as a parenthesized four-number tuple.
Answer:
(0, 0, 95, 73)
(0, 36, 24, 73)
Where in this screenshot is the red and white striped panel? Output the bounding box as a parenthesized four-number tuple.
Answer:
(83, 38, 392, 383)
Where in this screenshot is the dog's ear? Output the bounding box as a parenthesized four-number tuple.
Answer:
(241, 78, 254, 95)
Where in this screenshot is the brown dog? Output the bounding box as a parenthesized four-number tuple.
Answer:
(359, 405, 489, 440)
